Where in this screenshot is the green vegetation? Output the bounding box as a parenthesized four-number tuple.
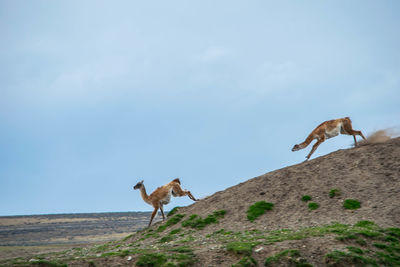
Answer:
(265, 249, 313, 266)
(232, 256, 257, 267)
(136, 253, 168, 266)
(386, 227, 400, 238)
(122, 233, 133, 241)
(93, 243, 111, 253)
(308, 202, 319, 210)
(100, 249, 135, 257)
(354, 220, 375, 228)
(325, 250, 377, 266)
(343, 199, 361, 210)
(159, 228, 183, 243)
(167, 206, 181, 217)
(2, 217, 399, 267)
(329, 188, 340, 198)
(156, 214, 185, 232)
(375, 251, 400, 266)
(136, 248, 196, 267)
(346, 246, 364, 254)
(247, 201, 274, 222)
(169, 228, 182, 235)
(11, 259, 68, 267)
(181, 210, 226, 229)
(227, 242, 259, 256)
(301, 195, 312, 202)
(31, 260, 68, 267)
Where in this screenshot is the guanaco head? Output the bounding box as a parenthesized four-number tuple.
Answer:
(291, 144, 301, 152)
(133, 180, 144, 190)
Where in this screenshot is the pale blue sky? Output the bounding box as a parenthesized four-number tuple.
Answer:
(1, 1, 399, 215)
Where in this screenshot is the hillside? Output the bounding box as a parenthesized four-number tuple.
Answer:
(2, 137, 400, 266)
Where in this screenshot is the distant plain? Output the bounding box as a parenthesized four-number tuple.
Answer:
(0, 212, 156, 260)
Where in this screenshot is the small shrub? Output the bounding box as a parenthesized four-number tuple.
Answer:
(329, 189, 341, 198)
(301, 195, 312, 202)
(247, 201, 274, 222)
(343, 199, 361, 210)
(308, 202, 319, 210)
(232, 256, 257, 267)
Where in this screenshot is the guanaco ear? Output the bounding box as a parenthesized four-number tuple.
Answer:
(172, 178, 181, 184)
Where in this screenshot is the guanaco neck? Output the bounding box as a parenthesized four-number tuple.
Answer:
(139, 185, 152, 205)
(298, 133, 315, 149)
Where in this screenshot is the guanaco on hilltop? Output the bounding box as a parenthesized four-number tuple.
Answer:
(133, 178, 197, 227)
(292, 117, 367, 160)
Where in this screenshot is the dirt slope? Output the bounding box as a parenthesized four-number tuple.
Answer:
(2, 137, 399, 266)
(179, 136, 400, 232)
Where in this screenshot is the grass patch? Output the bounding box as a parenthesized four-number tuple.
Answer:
(386, 227, 400, 238)
(325, 250, 377, 266)
(136, 253, 168, 266)
(264, 249, 312, 266)
(156, 214, 185, 232)
(374, 243, 388, 250)
(354, 220, 375, 228)
(181, 210, 226, 229)
(136, 250, 196, 267)
(247, 201, 274, 222)
(329, 188, 341, 198)
(27, 260, 68, 267)
(159, 235, 174, 243)
(169, 246, 193, 253)
(301, 195, 312, 202)
(227, 242, 259, 256)
(232, 256, 257, 267)
(122, 233, 133, 241)
(376, 251, 400, 266)
(169, 228, 182, 235)
(308, 202, 319, 210)
(343, 199, 361, 210)
(167, 206, 181, 217)
(346, 246, 364, 254)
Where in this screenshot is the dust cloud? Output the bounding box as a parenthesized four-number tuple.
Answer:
(359, 128, 399, 146)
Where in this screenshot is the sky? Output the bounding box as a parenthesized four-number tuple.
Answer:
(0, 1, 399, 216)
